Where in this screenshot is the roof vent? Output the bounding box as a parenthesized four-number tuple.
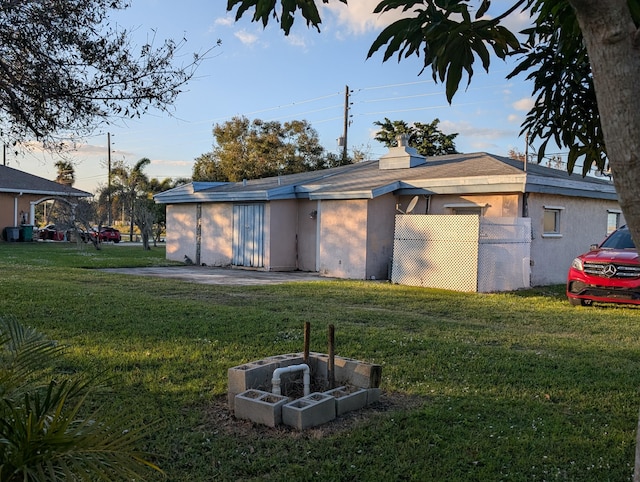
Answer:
(379, 134, 426, 170)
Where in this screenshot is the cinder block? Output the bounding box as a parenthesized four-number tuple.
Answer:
(366, 387, 381, 405)
(282, 392, 336, 430)
(305, 354, 382, 390)
(227, 356, 310, 408)
(325, 386, 368, 416)
(265, 353, 304, 368)
(234, 389, 290, 427)
(309, 353, 329, 383)
(333, 357, 383, 388)
(227, 362, 276, 409)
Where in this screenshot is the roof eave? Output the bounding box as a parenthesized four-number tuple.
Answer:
(0, 188, 91, 197)
(525, 175, 617, 200)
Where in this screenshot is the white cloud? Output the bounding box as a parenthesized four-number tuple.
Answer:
(507, 114, 520, 123)
(214, 16, 234, 28)
(234, 29, 259, 46)
(324, 0, 406, 35)
(150, 159, 192, 167)
(285, 34, 307, 49)
(512, 97, 534, 111)
(440, 120, 515, 141)
(322, 0, 534, 41)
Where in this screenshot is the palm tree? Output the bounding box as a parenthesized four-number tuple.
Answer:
(111, 158, 150, 240)
(0, 318, 162, 480)
(54, 160, 75, 186)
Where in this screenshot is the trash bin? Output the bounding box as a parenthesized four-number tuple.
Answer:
(4, 226, 19, 242)
(19, 224, 34, 242)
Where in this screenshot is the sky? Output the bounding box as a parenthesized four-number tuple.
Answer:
(7, 0, 541, 194)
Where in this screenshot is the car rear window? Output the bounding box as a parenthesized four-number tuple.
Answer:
(601, 228, 636, 249)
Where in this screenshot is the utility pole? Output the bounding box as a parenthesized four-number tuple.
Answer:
(107, 132, 112, 225)
(342, 85, 350, 164)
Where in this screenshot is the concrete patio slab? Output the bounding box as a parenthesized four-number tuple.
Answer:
(102, 266, 333, 285)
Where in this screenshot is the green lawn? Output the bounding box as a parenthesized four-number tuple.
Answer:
(1, 242, 639, 481)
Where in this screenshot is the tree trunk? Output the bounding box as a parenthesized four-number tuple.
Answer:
(570, 0, 640, 247)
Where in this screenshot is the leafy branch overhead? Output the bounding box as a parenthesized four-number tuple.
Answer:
(369, 0, 522, 103)
(0, 0, 219, 145)
(227, 0, 347, 34)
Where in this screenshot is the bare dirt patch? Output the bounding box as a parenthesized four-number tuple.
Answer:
(197, 391, 426, 440)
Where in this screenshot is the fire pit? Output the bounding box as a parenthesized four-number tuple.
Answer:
(228, 322, 381, 429)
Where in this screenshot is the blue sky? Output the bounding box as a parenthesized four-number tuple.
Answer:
(9, 0, 540, 193)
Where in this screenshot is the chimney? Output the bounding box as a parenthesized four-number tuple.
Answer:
(379, 134, 426, 170)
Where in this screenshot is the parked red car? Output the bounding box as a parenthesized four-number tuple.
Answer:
(38, 224, 66, 241)
(81, 226, 121, 243)
(567, 225, 640, 306)
(97, 227, 121, 243)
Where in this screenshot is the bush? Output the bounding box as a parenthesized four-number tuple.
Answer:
(0, 318, 162, 481)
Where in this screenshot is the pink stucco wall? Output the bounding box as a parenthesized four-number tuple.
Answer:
(365, 195, 397, 280)
(0, 193, 39, 230)
(318, 199, 368, 279)
(201, 203, 234, 267)
(429, 194, 522, 216)
(297, 199, 319, 272)
(267, 200, 298, 271)
(527, 193, 623, 285)
(165, 204, 197, 262)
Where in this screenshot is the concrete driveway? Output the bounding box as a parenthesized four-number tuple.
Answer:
(102, 266, 331, 286)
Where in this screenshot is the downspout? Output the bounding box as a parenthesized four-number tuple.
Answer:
(29, 202, 36, 225)
(271, 364, 310, 397)
(13, 193, 22, 225)
(195, 203, 202, 265)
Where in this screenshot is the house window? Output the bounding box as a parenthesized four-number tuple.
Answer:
(607, 210, 621, 234)
(543, 206, 564, 236)
(444, 203, 488, 216)
(452, 207, 483, 215)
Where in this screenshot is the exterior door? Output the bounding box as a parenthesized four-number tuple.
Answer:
(232, 204, 265, 267)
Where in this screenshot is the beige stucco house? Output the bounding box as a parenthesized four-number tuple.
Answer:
(155, 143, 621, 288)
(0, 164, 91, 239)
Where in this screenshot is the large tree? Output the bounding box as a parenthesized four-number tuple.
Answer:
(193, 116, 337, 182)
(374, 117, 459, 156)
(0, 0, 215, 147)
(227, 0, 640, 254)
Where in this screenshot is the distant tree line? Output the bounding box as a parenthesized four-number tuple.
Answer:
(192, 116, 459, 182)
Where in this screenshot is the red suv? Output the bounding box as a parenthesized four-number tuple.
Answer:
(567, 225, 640, 306)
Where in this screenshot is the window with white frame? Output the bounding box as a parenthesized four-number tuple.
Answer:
(543, 206, 564, 236)
(607, 210, 622, 234)
(444, 203, 487, 216)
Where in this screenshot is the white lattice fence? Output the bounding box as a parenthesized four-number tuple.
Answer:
(391, 215, 531, 292)
(392, 215, 480, 292)
(478, 217, 531, 292)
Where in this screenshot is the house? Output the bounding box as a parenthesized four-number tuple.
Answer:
(155, 141, 620, 288)
(0, 164, 92, 238)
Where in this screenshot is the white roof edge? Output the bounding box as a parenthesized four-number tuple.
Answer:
(0, 188, 91, 197)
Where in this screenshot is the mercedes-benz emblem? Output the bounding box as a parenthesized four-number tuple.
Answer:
(603, 264, 618, 278)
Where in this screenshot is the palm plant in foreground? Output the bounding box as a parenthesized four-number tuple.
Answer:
(0, 318, 162, 481)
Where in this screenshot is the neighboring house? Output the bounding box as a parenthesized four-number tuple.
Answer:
(155, 140, 620, 288)
(0, 164, 91, 235)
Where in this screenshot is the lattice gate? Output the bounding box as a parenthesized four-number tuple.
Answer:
(391, 215, 531, 293)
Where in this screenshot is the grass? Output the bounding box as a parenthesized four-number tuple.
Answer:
(1, 242, 640, 480)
